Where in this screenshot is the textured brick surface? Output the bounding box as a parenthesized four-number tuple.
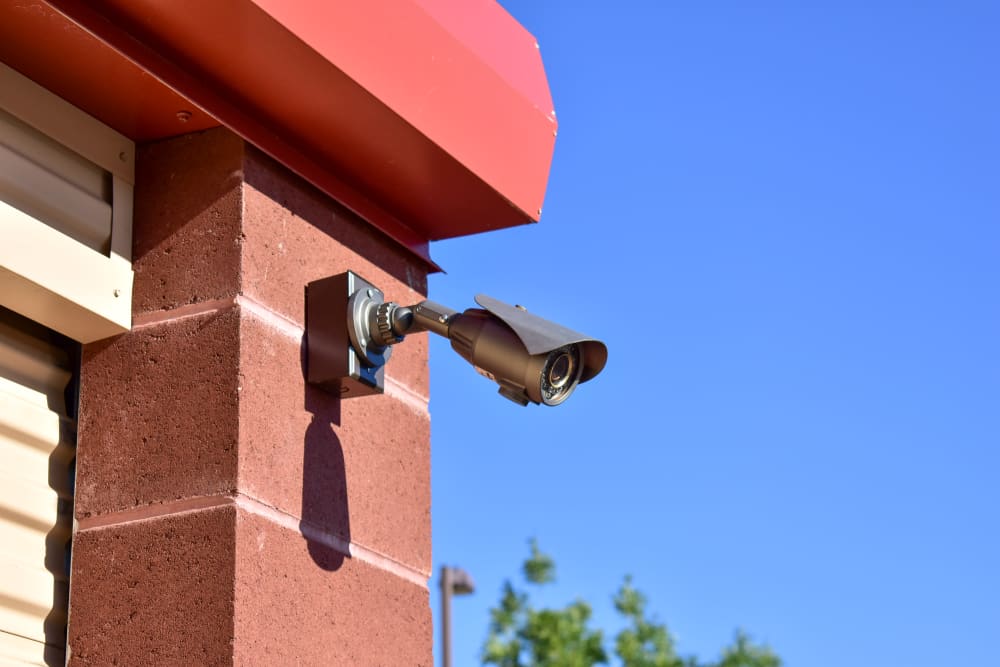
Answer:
(234, 507, 432, 667)
(241, 148, 430, 394)
(76, 308, 240, 518)
(68, 506, 236, 666)
(242, 147, 428, 310)
(70, 127, 433, 664)
(238, 311, 431, 572)
(132, 128, 244, 314)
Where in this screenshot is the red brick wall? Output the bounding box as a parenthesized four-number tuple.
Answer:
(68, 128, 432, 665)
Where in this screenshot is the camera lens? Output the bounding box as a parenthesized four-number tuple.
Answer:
(547, 351, 573, 388)
(538, 345, 581, 405)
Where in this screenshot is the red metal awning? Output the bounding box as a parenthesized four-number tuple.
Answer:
(0, 0, 558, 269)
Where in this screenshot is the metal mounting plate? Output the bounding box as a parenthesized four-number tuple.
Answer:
(306, 271, 386, 397)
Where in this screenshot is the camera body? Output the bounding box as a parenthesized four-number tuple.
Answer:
(306, 272, 607, 406)
(447, 296, 605, 405)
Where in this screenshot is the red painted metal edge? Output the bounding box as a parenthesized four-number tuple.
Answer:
(245, 0, 558, 224)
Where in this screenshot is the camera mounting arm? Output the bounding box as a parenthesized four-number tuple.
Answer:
(306, 271, 607, 406)
(370, 300, 460, 345)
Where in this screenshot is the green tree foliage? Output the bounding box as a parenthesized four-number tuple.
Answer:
(482, 541, 781, 667)
(713, 631, 781, 667)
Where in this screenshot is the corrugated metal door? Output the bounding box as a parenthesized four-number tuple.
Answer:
(0, 61, 134, 344)
(0, 307, 76, 666)
(0, 105, 114, 256)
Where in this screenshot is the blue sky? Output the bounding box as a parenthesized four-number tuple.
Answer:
(428, 2, 999, 665)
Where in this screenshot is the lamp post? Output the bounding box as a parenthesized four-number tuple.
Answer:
(440, 565, 475, 667)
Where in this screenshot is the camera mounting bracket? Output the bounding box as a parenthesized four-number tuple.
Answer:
(306, 271, 391, 397)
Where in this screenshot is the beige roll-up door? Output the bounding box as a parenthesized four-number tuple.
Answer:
(0, 307, 76, 666)
(0, 106, 113, 256)
(0, 61, 134, 344)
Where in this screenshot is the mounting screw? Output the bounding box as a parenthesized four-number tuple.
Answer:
(176, 110, 192, 123)
(113, 289, 121, 297)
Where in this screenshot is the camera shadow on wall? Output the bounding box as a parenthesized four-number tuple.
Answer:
(300, 336, 350, 572)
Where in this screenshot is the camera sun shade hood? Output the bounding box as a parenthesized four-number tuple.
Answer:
(474, 295, 608, 383)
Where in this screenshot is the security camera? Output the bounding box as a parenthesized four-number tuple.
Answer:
(306, 271, 607, 406)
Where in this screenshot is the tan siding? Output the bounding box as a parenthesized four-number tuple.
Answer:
(0, 313, 75, 666)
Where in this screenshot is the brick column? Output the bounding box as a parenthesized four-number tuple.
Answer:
(67, 129, 432, 665)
